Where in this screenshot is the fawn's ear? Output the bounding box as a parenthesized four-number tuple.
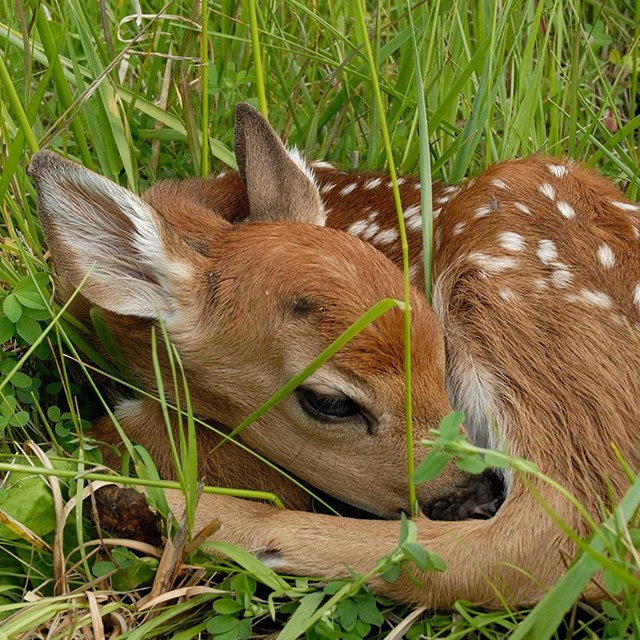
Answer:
(29, 151, 190, 319)
(234, 102, 325, 226)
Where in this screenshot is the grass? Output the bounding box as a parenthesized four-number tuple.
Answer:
(1, 0, 640, 637)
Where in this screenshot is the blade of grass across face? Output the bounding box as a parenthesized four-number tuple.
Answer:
(353, 0, 417, 516)
(213, 298, 401, 450)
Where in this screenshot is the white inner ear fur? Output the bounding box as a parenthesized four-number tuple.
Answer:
(36, 159, 192, 320)
(285, 146, 326, 227)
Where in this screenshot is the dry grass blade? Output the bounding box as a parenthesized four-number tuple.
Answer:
(26, 442, 67, 596)
(137, 585, 227, 611)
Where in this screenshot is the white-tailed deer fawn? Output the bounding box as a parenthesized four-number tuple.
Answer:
(28, 103, 640, 607)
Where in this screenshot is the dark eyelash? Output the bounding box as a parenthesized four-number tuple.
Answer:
(298, 387, 360, 421)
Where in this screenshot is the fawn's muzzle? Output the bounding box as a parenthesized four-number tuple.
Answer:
(421, 470, 505, 521)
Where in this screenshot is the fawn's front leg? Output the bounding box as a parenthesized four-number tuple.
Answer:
(164, 485, 586, 609)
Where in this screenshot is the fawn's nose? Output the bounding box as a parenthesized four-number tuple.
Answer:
(420, 470, 506, 521)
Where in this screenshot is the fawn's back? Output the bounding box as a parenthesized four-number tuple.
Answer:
(313, 155, 640, 510)
(159, 140, 640, 513)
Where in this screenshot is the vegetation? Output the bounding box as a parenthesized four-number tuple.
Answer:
(1, 0, 639, 637)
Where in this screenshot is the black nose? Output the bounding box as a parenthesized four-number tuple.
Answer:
(469, 497, 502, 519)
(420, 470, 506, 521)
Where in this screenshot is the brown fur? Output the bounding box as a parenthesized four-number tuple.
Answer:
(28, 104, 640, 608)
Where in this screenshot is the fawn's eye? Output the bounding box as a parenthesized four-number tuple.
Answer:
(297, 387, 361, 422)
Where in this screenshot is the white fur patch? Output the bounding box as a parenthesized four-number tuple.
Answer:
(633, 283, 640, 310)
(581, 289, 613, 309)
(556, 201, 575, 219)
(597, 244, 615, 268)
(445, 353, 501, 450)
(403, 204, 421, 219)
(339, 183, 358, 196)
(453, 222, 466, 236)
(474, 205, 491, 219)
(406, 215, 423, 232)
(551, 266, 572, 288)
(537, 239, 557, 264)
(286, 147, 317, 186)
(435, 228, 442, 250)
(469, 252, 518, 273)
(320, 182, 336, 194)
(547, 164, 567, 178)
(539, 183, 556, 200)
(499, 289, 514, 301)
(611, 200, 639, 212)
(490, 178, 508, 189)
(514, 202, 531, 215)
(533, 278, 548, 290)
(346, 220, 369, 236)
(373, 228, 399, 245)
(312, 161, 335, 170)
(360, 222, 380, 241)
(498, 232, 525, 252)
(364, 177, 382, 190)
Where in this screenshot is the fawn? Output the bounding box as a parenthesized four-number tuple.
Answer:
(28, 103, 640, 607)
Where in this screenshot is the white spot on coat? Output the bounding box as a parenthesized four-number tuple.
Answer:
(490, 178, 508, 189)
(321, 182, 336, 194)
(557, 201, 575, 219)
(361, 222, 380, 241)
(498, 232, 526, 252)
(633, 283, 640, 310)
(406, 215, 423, 232)
(453, 222, 466, 236)
(597, 244, 615, 268)
(474, 205, 491, 218)
(364, 177, 382, 190)
(539, 183, 556, 200)
(533, 278, 548, 290)
(469, 253, 518, 273)
(313, 161, 335, 170)
(339, 183, 358, 196)
(373, 228, 399, 245)
(611, 201, 639, 212)
(403, 204, 421, 219)
(347, 220, 369, 236)
(581, 289, 613, 309)
(537, 239, 558, 264)
(551, 266, 572, 288)
(499, 289, 514, 301)
(514, 202, 531, 215)
(547, 164, 567, 178)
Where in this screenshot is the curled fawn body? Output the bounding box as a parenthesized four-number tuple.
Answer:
(29, 104, 640, 607)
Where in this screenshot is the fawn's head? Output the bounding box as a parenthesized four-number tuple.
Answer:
(28, 104, 501, 519)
